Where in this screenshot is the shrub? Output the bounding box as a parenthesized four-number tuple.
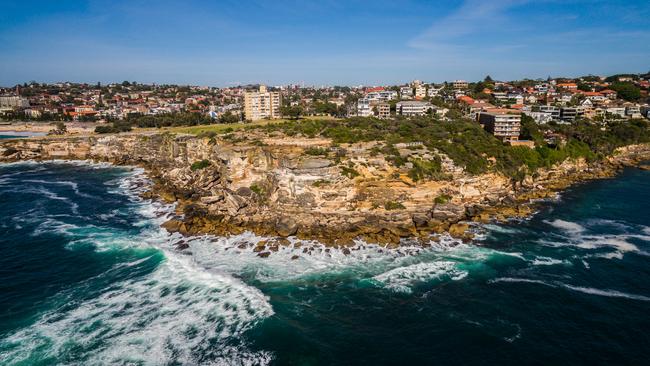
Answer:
(408, 157, 443, 182)
(340, 166, 360, 179)
(434, 194, 451, 204)
(384, 201, 405, 210)
(304, 147, 328, 156)
(312, 179, 330, 187)
(190, 159, 211, 171)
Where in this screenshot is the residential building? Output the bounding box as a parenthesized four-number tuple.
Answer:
(0, 96, 29, 108)
(539, 105, 561, 120)
(606, 106, 626, 118)
(478, 109, 521, 142)
(396, 101, 433, 116)
(427, 87, 442, 97)
(400, 86, 413, 99)
(377, 103, 390, 119)
(560, 107, 584, 122)
(452, 80, 468, 89)
(243, 85, 281, 121)
(366, 90, 397, 102)
(415, 85, 427, 98)
(523, 111, 554, 124)
(625, 104, 642, 118)
(356, 98, 372, 117)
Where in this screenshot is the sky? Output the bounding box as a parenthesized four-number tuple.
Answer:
(1, 0, 649, 86)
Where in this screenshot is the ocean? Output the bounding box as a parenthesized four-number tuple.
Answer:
(0, 161, 648, 365)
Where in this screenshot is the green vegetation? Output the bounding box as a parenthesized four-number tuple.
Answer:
(304, 147, 328, 156)
(190, 159, 211, 171)
(408, 157, 445, 182)
(608, 82, 641, 101)
(94, 121, 132, 134)
(253, 116, 650, 180)
(384, 201, 406, 210)
(312, 179, 330, 187)
(250, 183, 264, 196)
(340, 166, 360, 179)
(434, 194, 452, 204)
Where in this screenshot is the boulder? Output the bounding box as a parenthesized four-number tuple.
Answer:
(276, 217, 298, 237)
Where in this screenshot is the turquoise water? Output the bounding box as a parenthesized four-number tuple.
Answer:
(0, 161, 649, 365)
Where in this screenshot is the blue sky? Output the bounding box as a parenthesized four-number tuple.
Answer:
(1, 0, 649, 86)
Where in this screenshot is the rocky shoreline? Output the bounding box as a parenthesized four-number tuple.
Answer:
(2, 133, 649, 249)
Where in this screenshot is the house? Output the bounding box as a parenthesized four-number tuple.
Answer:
(396, 101, 433, 116)
(606, 106, 626, 118)
(560, 107, 584, 122)
(356, 98, 373, 117)
(539, 105, 561, 120)
(366, 90, 397, 102)
(625, 104, 642, 118)
(557, 83, 578, 90)
(400, 86, 413, 99)
(523, 111, 554, 124)
(427, 87, 442, 97)
(600, 89, 617, 99)
(478, 109, 521, 142)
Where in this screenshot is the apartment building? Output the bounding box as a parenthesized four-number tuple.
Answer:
(396, 101, 433, 116)
(356, 98, 373, 117)
(377, 103, 390, 119)
(415, 85, 427, 98)
(452, 80, 469, 89)
(400, 86, 413, 98)
(366, 90, 397, 102)
(243, 85, 281, 121)
(560, 107, 584, 122)
(478, 109, 521, 142)
(539, 105, 561, 120)
(0, 96, 29, 108)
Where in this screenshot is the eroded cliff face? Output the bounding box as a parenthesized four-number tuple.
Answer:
(2, 134, 649, 246)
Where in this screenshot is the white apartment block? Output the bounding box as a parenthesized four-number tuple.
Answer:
(243, 85, 281, 121)
(0, 96, 29, 108)
(396, 101, 433, 116)
(400, 86, 413, 98)
(366, 90, 397, 102)
(415, 85, 427, 98)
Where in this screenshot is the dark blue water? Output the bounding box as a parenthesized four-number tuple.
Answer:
(1, 161, 649, 365)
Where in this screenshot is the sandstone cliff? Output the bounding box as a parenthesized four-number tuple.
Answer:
(2, 133, 649, 246)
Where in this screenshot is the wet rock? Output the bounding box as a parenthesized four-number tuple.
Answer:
(257, 251, 271, 258)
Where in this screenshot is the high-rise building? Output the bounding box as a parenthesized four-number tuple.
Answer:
(244, 85, 281, 121)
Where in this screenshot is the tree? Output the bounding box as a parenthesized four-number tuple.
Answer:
(219, 111, 239, 124)
(281, 105, 303, 120)
(609, 82, 641, 101)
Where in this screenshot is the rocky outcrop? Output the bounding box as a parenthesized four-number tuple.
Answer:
(2, 133, 649, 246)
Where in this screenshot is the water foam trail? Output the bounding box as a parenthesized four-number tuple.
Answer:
(370, 261, 468, 293)
(0, 164, 275, 366)
(539, 218, 650, 259)
(490, 278, 650, 302)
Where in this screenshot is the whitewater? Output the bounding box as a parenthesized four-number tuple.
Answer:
(1, 161, 649, 365)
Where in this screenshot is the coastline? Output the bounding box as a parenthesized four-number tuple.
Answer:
(1, 133, 649, 248)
